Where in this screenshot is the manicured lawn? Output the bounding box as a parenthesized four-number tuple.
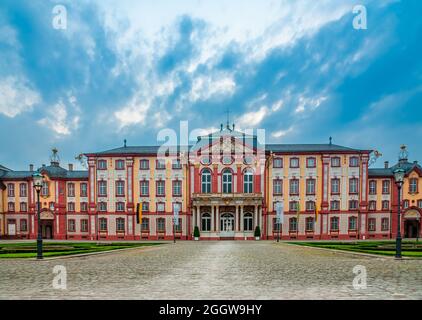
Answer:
(288, 241, 422, 258)
(0, 242, 163, 258)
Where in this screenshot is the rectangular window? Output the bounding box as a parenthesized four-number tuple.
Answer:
(273, 218, 281, 232)
(156, 159, 166, 170)
(116, 218, 125, 232)
(19, 183, 27, 197)
(173, 180, 182, 196)
(98, 181, 107, 196)
(331, 178, 340, 194)
(382, 201, 390, 210)
(403, 200, 409, 209)
(349, 157, 359, 167)
(8, 202, 15, 212)
(68, 183, 75, 197)
(41, 182, 49, 197)
(20, 202, 27, 212)
(289, 201, 299, 212)
(68, 219, 76, 232)
(98, 202, 107, 212)
(157, 218, 165, 232)
(330, 201, 340, 211)
(349, 178, 359, 194)
(418, 200, 422, 209)
(81, 219, 88, 232)
(20, 219, 28, 232)
(7, 183, 14, 197)
(156, 181, 165, 196)
(289, 218, 298, 232)
(115, 160, 125, 170)
(306, 157, 316, 168)
(409, 178, 418, 194)
(116, 202, 125, 212)
(273, 158, 283, 168)
(306, 201, 315, 212)
(174, 218, 182, 232)
(306, 218, 314, 232)
(289, 179, 299, 195)
(140, 181, 149, 196)
(141, 218, 149, 232)
(140, 159, 149, 170)
(142, 202, 149, 212)
(290, 158, 299, 168)
(80, 183, 88, 197)
(306, 179, 315, 195)
(369, 180, 377, 195)
(157, 203, 165, 212)
(99, 218, 108, 232)
(330, 217, 339, 231)
(80, 202, 88, 212)
(381, 218, 389, 231)
(331, 157, 341, 167)
(97, 160, 107, 170)
(369, 201, 376, 211)
(115, 180, 125, 196)
(273, 179, 282, 195)
(68, 202, 75, 212)
(382, 180, 390, 194)
(349, 200, 358, 210)
(172, 159, 182, 169)
(368, 218, 376, 232)
(348, 217, 357, 231)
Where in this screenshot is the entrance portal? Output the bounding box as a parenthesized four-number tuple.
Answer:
(220, 213, 235, 237)
(405, 219, 420, 238)
(41, 221, 54, 239)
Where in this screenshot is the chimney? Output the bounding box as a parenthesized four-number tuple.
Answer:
(29, 164, 34, 172)
(414, 161, 418, 165)
(384, 161, 389, 169)
(68, 163, 73, 171)
(42, 164, 46, 167)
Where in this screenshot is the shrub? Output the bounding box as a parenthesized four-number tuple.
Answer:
(254, 226, 261, 237)
(194, 226, 200, 238)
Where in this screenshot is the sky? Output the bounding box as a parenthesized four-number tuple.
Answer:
(0, 0, 421, 170)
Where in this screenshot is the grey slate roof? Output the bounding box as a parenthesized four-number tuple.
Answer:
(266, 144, 364, 153)
(0, 164, 88, 180)
(368, 168, 394, 177)
(0, 164, 11, 172)
(90, 143, 366, 156)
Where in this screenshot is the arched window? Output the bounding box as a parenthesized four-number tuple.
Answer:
(201, 169, 212, 193)
(243, 170, 254, 193)
(222, 169, 232, 193)
(201, 213, 211, 231)
(243, 213, 253, 231)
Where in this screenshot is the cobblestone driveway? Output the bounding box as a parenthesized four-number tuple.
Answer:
(0, 241, 421, 299)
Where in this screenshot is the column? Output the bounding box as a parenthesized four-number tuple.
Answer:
(211, 205, 215, 232)
(216, 206, 219, 232)
(259, 206, 262, 229)
(240, 205, 244, 231)
(196, 206, 200, 228)
(254, 204, 258, 228)
(236, 205, 240, 231)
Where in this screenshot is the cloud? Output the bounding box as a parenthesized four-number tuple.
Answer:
(38, 97, 80, 137)
(0, 76, 40, 117)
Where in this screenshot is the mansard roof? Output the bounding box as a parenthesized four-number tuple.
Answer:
(266, 143, 365, 153)
(368, 168, 394, 177)
(0, 163, 88, 180)
(89, 143, 368, 156)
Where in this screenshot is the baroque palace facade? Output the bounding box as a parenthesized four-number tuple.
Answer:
(0, 124, 421, 241)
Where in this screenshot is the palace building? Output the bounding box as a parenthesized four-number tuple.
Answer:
(1, 124, 421, 241)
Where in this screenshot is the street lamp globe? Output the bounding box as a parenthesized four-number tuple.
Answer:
(32, 172, 44, 191)
(393, 168, 405, 185)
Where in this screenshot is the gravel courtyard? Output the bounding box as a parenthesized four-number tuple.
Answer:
(0, 241, 421, 300)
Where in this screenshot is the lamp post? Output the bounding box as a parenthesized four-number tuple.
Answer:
(393, 167, 405, 259)
(33, 172, 44, 260)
